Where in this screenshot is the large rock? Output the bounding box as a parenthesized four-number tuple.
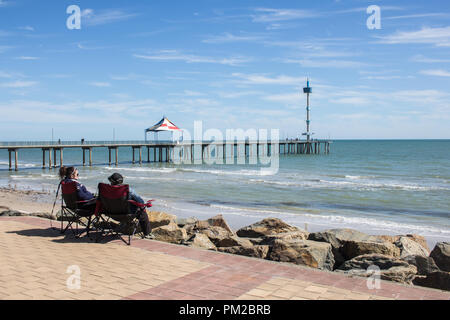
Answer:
(269, 239, 335, 271)
(218, 245, 270, 259)
(309, 229, 378, 246)
(199, 226, 234, 246)
(413, 271, 450, 291)
(0, 210, 26, 216)
(308, 229, 379, 267)
(430, 242, 450, 272)
(152, 222, 188, 244)
(402, 255, 440, 276)
(395, 237, 429, 258)
(148, 211, 176, 230)
(186, 233, 216, 250)
(260, 231, 309, 245)
(176, 217, 198, 227)
(237, 218, 301, 238)
(342, 240, 401, 260)
(204, 214, 234, 233)
(378, 234, 430, 253)
(338, 254, 417, 285)
(0, 210, 57, 220)
(215, 235, 253, 248)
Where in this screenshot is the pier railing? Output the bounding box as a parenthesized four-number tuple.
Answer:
(0, 139, 331, 171)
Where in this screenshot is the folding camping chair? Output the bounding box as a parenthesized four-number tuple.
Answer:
(60, 180, 96, 238)
(95, 183, 153, 245)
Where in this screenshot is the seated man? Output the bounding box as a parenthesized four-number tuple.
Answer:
(107, 173, 152, 237)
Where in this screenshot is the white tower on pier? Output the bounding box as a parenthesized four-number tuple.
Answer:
(302, 79, 313, 143)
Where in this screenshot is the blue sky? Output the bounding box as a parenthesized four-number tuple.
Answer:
(0, 0, 449, 140)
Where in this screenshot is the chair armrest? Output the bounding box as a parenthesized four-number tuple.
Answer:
(128, 199, 154, 208)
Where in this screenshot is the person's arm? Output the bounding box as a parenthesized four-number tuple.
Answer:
(129, 188, 144, 204)
(76, 182, 94, 201)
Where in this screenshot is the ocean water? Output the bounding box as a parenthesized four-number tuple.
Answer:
(1, 140, 449, 248)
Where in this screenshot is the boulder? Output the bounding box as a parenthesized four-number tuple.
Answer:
(430, 242, 450, 272)
(378, 234, 430, 253)
(148, 211, 176, 230)
(268, 239, 335, 271)
(176, 217, 198, 228)
(338, 254, 417, 285)
(218, 245, 270, 259)
(308, 229, 379, 267)
(395, 237, 429, 258)
(199, 226, 234, 246)
(260, 231, 309, 245)
(247, 238, 265, 245)
(237, 218, 301, 238)
(205, 214, 234, 233)
(0, 210, 26, 216)
(186, 233, 216, 250)
(215, 235, 253, 248)
(1, 209, 57, 221)
(309, 229, 378, 246)
(402, 255, 440, 276)
(182, 223, 197, 237)
(193, 214, 234, 234)
(152, 222, 188, 244)
(342, 240, 401, 260)
(33, 212, 57, 220)
(413, 271, 450, 291)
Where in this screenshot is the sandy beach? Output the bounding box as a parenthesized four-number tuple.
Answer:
(0, 187, 55, 215)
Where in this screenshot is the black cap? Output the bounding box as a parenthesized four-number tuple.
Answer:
(108, 173, 124, 185)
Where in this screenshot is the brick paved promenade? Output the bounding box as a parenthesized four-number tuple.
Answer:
(0, 216, 449, 300)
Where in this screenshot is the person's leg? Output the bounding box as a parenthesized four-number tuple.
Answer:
(137, 209, 151, 236)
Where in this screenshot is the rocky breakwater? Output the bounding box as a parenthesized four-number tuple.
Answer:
(146, 212, 449, 291)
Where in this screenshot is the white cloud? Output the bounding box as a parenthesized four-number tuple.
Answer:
(217, 90, 262, 98)
(1, 81, 37, 88)
(0, 45, 13, 53)
(81, 9, 138, 26)
(262, 93, 300, 104)
(420, 69, 450, 77)
(385, 13, 450, 20)
(134, 51, 251, 66)
(330, 97, 371, 105)
(18, 26, 34, 31)
(202, 32, 264, 44)
(0, 0, 11, 7)
(377, 26, 450, 47)
(14, 56, 39, 60)
(284, 58, 366, 68)
(411, 54, 450, 63)
(232, 73, 305, 85)
(89, 82, 111, 87)
(251, 8, 319, 22)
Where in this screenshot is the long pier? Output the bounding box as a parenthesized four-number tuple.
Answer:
(0, 140, 331, 171)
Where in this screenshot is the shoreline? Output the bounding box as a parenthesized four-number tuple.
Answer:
(0, 186, 443, 250)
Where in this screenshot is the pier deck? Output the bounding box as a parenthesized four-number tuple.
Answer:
(0, 140, 331, 171)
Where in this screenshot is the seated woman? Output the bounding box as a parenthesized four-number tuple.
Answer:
(59, 166, 96, 211)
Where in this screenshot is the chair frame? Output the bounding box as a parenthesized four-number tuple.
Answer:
(60, 180, 96, 239)
(95, 183, 153, 246)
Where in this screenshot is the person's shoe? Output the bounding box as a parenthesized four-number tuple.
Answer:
(144, 233, 155, 240)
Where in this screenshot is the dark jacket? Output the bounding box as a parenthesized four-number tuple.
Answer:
(64, 178, 95, 201)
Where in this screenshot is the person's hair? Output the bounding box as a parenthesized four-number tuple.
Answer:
(59, 166, 76, 180)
